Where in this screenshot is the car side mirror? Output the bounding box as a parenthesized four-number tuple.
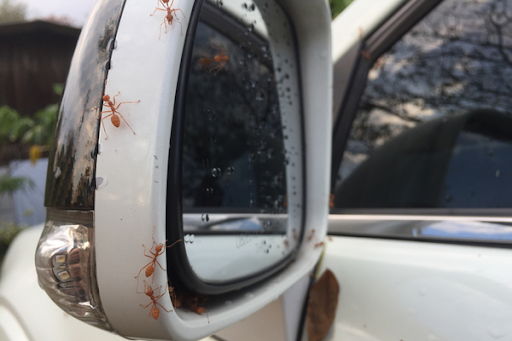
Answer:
(35, 0, 332, 340)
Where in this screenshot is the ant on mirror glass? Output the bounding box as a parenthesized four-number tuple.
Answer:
(209, 39, 228, 75)
(199, 55, 214, 71)
(199, 39, 229, 75)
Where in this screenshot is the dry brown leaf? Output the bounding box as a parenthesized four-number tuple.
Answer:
(306, 269, 340, 341)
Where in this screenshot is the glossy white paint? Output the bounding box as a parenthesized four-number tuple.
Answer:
(331, 0, 407, 62)
(94, 0, 331, 340)
(317, 235, 512, 341)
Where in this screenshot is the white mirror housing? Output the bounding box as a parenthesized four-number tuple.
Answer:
(36, 0, 331, 339)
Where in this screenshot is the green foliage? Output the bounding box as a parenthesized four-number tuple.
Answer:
(0, 175, 34, 195)
(0, 103, 58, 159)
(0, 0, 27, 24)
(0, 106, 19, 144)
(0, 220, 25, 260)
(329, 0, 354, 19)
(53, 83, 64, 96)
(0, 85, 59, 204)
(0, 100, 58, 149)
(23, 104, 58, 146)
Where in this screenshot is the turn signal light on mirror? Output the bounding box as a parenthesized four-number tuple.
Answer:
(35, 209, 113, 332)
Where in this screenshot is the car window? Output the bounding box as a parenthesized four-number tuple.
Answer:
(330, 0, 512, 245)
(335, 0, 512, 210)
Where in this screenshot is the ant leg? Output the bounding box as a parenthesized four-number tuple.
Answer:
(175, 8, 186, 21)
(156, 301, 172, 313)
(111, 91, 121, 106)
(177, 19, 183, 35)
(114, 100, 140, 111)
(159, 21, 166, 39)
(140, 302, 153, 309)
(136, 279, 149, 294)
(214, 65, 224, 76)
(171, 17, 183, 35)
(150, 7, 166, 16)
(116, 113, 136, 135)
(209, 64, 222, 75)
(101, 114, 114, 140)
(209, 38, 222, 51)
(135, 262, 152, 279)
(154, 259, 167, 272)
(148, 306, 155, 317)
(167, 239, 182, 249)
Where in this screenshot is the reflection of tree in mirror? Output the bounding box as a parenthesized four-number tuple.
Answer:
(182, 21, 286, 211)
(346, 0, 512, 171)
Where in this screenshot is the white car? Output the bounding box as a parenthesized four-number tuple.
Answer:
(2, 0, 512, 340)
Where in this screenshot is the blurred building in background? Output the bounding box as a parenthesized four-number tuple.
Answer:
(0, 20, 79, 226)
(0, 20, 79, 116)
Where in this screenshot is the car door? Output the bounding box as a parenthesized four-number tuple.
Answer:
(325, 0, 512, 340)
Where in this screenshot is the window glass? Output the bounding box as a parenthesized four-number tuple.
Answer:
(334, 0, 512, 210)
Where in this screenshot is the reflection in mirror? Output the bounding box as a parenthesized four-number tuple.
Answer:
(179, 0, 303, 284)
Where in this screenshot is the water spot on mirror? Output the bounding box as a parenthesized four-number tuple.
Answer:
(184, 234, 195, 244)
(207, 110, 216, 121)
(211, 168, 221, 177)
(226, 166, 235, 175)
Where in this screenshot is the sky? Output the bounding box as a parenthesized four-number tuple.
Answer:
(23, 0, 97, 27)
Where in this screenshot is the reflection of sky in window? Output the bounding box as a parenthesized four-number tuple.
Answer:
(210, 218, 262, 231)
(418, 221, 512, 241)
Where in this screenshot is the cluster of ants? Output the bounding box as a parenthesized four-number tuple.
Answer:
(134, 230, 209, 321)
(100, 0, 228, 139)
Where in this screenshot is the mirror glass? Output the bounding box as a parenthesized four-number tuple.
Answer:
(180, 0, 303, 283)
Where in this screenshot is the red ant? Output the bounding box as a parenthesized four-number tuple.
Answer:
(135, 228, 181, 285)
(209, 39, 229, 75)
(138, 281, 171, 320)
(186, 295, 210, 323)
(150, 0, 186, 38)
(199, 55, 214, 71)
(168, 284, 210, 323)
(100, 92, 140, 140)
(169, 284, 180, 308)
(360, 50, 372, 60)
(308, 229, 316, 241)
